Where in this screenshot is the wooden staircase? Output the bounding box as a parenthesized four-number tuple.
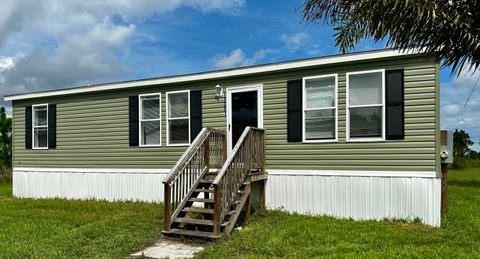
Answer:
(162, 127, 265, 240)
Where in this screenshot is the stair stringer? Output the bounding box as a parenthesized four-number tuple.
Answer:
(223, 184, 251, 238)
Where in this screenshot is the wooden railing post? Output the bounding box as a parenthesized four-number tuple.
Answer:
(247, 130, 253, 173)
(222, 133, 227, 163)
(204, 135, 210, 168)
(163, 184, 172, 231)
(262, 130, 266, 172)
(213, 186, 221, 235)
(245, 187, 251, 224)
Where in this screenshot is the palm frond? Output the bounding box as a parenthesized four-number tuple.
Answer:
(302, 0, 480, 76)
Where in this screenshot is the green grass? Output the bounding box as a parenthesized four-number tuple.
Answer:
(0, 185, 163, 258)
(197, 168, 480, 258)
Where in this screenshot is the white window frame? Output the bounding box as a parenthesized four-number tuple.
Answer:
(32, 104, 49, 150)
(166, 90, 191, 146)
(302, 74, 338, 143)
(138, 93, 162, 147)
(346, 69, 385, 142)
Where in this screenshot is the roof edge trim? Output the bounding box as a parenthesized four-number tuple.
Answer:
(4, 48, 423, 101)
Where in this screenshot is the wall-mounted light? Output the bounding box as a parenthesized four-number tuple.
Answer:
(215, 84, 225, 99)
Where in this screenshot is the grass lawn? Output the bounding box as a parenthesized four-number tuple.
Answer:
(0, 185, 163, 258)
(197, 168, 480, 258)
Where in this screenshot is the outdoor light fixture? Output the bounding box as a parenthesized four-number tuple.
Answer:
(215, 84, 225, 99)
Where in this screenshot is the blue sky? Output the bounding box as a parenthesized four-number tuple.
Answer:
(0, 1, 478, 150)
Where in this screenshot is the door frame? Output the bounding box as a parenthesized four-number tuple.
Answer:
(226, 84, 264, 153)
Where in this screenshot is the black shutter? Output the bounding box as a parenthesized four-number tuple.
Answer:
(287, 79, 303, 142)
(48, 104, 56, 148)
(386, 69, 405, 140)
(129, 96, 139, 146)
(190, 90, 202, 141)
(25, 106, 32, 149)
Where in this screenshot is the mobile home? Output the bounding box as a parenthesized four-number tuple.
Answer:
(4, 49, 441, 238)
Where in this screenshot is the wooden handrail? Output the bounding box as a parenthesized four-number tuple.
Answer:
(212, 127, 264, 185)
(212, 127, 265, 235)
(163, 128, 208, 184)
(163, 128, 226, 231)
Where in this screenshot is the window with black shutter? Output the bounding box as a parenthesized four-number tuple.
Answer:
(26, 104, 57, 149)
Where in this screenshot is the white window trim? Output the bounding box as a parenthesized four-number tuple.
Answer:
(32, 104, 49, 150)
(302, 74, 338, 143)
(138, 93, 162, 147)
(346, 69, 386, 142)
(166, 90, 191, 147)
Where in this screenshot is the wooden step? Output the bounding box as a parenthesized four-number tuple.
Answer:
(199, 179, 214, 184)
(206, 169, 220, 175)
(162, 229, 220, 239)
(189, 198, 214, 203)
(203, 174, 217, 181)
(174, 217, 229, 227)
(174, 217, 214, 226)
(193, 188, 214, 193)
(182, 207, 214, 214)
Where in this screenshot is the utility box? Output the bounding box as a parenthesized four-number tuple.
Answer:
(440, 130, 454, 164)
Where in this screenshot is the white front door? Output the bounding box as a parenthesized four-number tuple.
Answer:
(226, 84, 263, 153)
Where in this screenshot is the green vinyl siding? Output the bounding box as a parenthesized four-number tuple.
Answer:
(12, 55, 439, 173)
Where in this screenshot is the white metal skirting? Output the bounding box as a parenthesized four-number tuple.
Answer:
(12, 168, 441, 226)
(265, 171, 441, 227)
(13, 169, 169, 203)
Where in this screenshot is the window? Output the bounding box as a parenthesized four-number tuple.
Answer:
(167, 90, 190, 146)
(347, 69, 385, 141)
(33, 104, 48, 149)
(139, 93, 161, 146)
(302, 74, 338, 142)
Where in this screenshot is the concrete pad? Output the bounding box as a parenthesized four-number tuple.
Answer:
(130, 238, 205, 259)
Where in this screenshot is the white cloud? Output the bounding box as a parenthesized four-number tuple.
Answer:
(89, 18, 136, 46)
(281, 33, 309, 50)
(213, 49, 245, 69)
(0, 17, 136, 95)
(186, 0, 245, 14)
(212, 49, 269, 69)
(0, 57, 13, 72)
(442, 104, 461, 115)
(0, 0, 245, 109)
(0, 0, 245, 43)
(243, 49, 268, 66)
